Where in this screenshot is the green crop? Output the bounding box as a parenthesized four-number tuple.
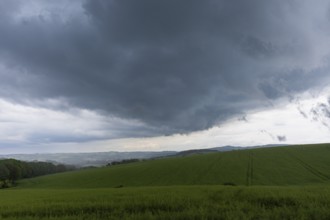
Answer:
(1, 143, 330, 219)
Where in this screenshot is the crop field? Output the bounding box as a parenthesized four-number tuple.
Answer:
(0, 143, 330, 219)
(2, 186, 330, 219)
(20, 143, 330, 188)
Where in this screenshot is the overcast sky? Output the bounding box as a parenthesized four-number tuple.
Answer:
(0, 0, 330, 153)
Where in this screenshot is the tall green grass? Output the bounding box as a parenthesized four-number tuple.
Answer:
(1, 186, 330, 219)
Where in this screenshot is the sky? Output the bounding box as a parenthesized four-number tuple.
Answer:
(0, 0, 330, 154)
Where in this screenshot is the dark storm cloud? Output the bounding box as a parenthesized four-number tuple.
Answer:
(277, 135, 287, 142)
(0, 0, 329, 136)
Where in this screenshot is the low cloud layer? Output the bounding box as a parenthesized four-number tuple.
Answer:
(1, 0, 330, 138)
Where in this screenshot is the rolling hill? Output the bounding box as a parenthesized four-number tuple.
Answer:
(19, 143, 330, 188)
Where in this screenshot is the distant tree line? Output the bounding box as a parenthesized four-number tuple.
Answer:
(106, 159, 141, 166)
(0, 159, 75, 188)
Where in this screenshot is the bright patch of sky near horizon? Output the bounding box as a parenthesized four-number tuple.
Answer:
(0, 89, 329, 154)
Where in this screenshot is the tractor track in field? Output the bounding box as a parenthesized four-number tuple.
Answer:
(287, 151, 330, 181)
(246, 152, 254, 186)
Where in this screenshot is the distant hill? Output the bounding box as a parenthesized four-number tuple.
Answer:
(209, 145, 244, 151)
(19, 143, 330, 189)
(173, 149, 218, 157)
(172, 144, 286, 157)
(0, 144, 287, 167)
(0, 151, 176, 167)
(210, 144, 286, 151)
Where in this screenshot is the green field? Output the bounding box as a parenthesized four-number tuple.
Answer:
(20, 143, 330, 188)
(2, 143, 330, 219)
(2, 186, 330, 219)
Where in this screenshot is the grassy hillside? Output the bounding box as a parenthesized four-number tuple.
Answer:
(19, 143, 330, 188)
(3, 143, 330, 219)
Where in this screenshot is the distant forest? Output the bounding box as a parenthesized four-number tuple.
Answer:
(0, 159, 74, 188)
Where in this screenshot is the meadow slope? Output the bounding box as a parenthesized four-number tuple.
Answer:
(2, 143, 330, 219)
(19, 143, 330, 188)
